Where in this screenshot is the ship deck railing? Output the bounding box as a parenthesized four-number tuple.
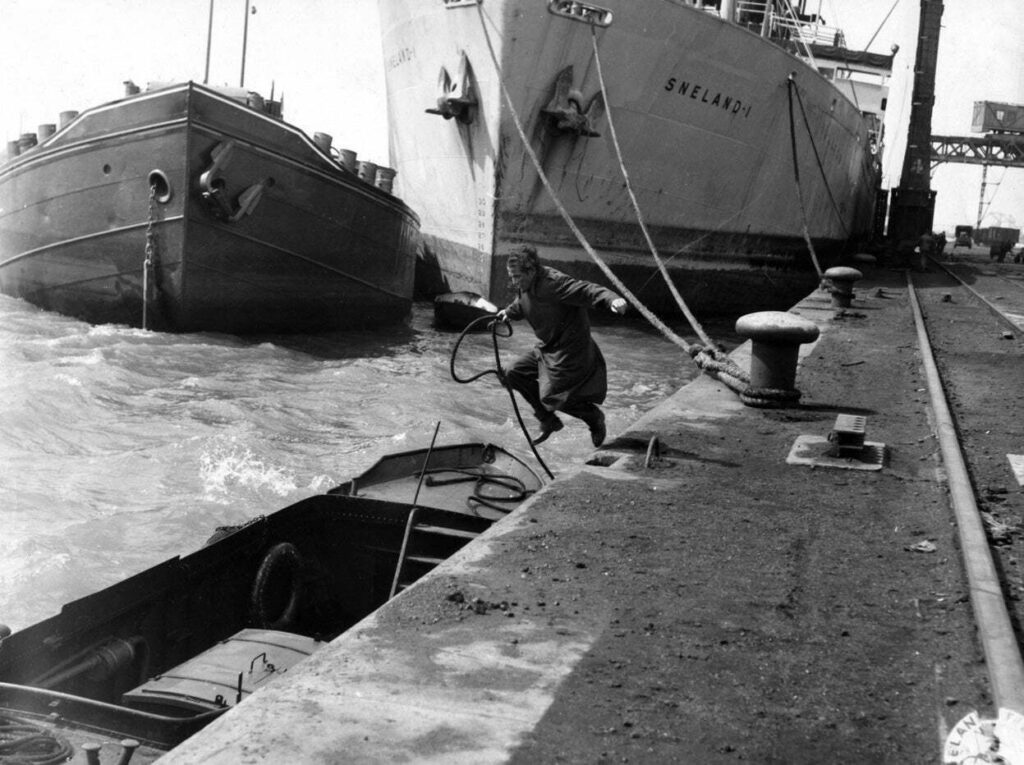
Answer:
(731, 0, 847, 67)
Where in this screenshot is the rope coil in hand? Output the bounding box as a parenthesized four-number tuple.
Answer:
(449, 315, 555, 479)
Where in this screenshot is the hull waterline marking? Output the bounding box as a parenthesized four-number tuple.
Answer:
(664, 77, 753, 118)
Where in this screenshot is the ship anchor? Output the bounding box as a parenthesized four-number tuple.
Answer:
(541, 66, 604, 137)
(425, 53, 478, 125)
(200, 140, 270, 223)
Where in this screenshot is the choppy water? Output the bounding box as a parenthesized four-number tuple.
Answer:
(0, 295, 738, 632)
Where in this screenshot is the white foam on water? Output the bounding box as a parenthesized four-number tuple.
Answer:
(199, 437, 300, 503)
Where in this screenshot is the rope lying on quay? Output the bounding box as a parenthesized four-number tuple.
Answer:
(907, 272, 1024, 716)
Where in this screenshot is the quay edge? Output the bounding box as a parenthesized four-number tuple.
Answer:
(162, 264, 1004, 763)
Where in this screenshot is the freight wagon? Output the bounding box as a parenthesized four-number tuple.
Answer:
(971, 101, 1024, 134)
(975, 227, 1020, 246)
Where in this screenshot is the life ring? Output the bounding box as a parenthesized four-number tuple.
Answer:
(250, 543, 303, 631)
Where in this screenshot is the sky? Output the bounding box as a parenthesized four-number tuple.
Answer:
(0, 0, 391, 163)
(1, 0, 1022, 235)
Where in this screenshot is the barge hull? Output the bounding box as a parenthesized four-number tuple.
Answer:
(0, 83, 419, 333)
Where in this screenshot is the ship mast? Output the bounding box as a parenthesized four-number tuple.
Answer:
(203, 0, 215, 84)
(240, 0, 252, 87)
(202, 0, 254, 89)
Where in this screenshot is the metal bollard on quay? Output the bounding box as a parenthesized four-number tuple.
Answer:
(735, 310, 820, 408)
(822, 266, 863, 309)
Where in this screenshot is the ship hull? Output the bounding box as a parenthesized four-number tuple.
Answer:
(0, 83, 419, 333)
(380, 0, 880, 315)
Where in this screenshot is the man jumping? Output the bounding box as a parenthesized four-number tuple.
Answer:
(495, 245, 627, 447)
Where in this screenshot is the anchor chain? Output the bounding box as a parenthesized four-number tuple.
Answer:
(142, 182, 158, 330)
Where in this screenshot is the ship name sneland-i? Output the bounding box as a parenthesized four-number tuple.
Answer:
(664, 76, 754, 119)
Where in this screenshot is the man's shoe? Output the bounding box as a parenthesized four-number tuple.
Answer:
(589, 409, 606, 447)
(532, 416, 564, 445)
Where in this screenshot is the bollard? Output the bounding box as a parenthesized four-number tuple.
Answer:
(375, 166, 397, 193)
(82, 742, 102, 765)
(117, 738, 140, 765)
(823, 266, 862, 309)
(18, 133, 37, 153)
(357, 161, 378, 184)
(338, 149, 357, 172)
(59, 110, 79, 128)
(313, 132, 333, 154)
(735, 310, 820, 407)
(852, 252, 876, 271)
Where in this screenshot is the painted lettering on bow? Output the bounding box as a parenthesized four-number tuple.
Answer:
(386, 47, 415, 71)
(663, 77, 753, 119)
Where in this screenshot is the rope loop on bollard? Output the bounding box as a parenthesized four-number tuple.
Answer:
(739, 387, 802, 409)
(471, 8, 809, 410)
(689, 345, 751, 396)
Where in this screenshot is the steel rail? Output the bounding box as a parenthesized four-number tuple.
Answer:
(907, 271, 1024, 716)
(929, 256, 1024, 333)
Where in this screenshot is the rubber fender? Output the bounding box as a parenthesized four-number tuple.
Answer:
(250, 542, 303, 631)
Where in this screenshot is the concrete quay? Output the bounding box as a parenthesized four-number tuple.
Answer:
(163, 265, 1013, 764)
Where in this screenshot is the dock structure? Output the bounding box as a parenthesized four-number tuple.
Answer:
(163, 256, 1023, 763)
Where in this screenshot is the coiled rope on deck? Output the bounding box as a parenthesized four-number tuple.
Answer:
(473, 6, 750, 396)
(425, 468, 533, 515)
(0, 714, 74, 765)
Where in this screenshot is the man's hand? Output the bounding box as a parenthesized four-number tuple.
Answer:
(495, 309, 511, 324)
(610, 298, 627, 315)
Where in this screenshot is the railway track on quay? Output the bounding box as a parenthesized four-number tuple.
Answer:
(911, 251, 1024, 724)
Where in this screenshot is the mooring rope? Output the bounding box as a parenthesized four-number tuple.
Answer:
(789, 77, 849, 239)
(631, 164, 800, 298)
(473, 6, 751, 394)
(588, 27, 716, 351)
(786, 75, 825, 281)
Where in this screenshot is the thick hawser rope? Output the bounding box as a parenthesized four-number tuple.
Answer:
(473, 5, 752, 396)
(788, 77, 850, 241)
(587, 27, 716, 352)
(786, 75, 825, 282)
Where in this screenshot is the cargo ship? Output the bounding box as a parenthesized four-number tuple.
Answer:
(378, 0, 893, 316)
(0, 82, 420, 333)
